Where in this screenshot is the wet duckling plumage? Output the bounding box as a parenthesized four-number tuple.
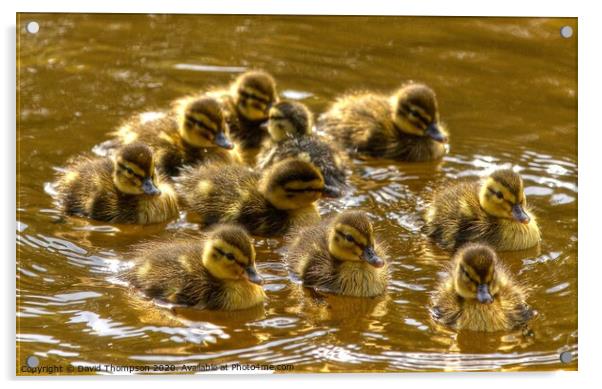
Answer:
(319, 82, 448, 161)
(104, 96, 238, 176)
(55, 142, 178, 224)
(424, 169, 541, 251)
(285, 210, 389, 297)
(257, 100, 348, 197)
(120, 224, 265, 311)
(430, 243, 534, 332)
(176, 157, 325, 236)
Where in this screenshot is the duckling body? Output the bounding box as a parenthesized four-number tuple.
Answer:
(104, 96, 238, 176)
(176, 158, 324, 237)
(257, 101, 348, 196)
(285, 211, 388, 297)
(205, 70, 278, 165)
(430, 243, 534, 332)
(319, 84, 448, 162)
(121, 225, 265, 311)
(55, 143, 178, 224)
(425, 169, 541, 251)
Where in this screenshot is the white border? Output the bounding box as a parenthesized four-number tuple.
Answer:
(3, 0, 600, 388)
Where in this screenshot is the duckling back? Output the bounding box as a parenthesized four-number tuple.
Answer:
(319, 93, 446, 161)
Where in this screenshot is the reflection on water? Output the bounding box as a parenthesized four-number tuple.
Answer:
(17, 14, 577, 373)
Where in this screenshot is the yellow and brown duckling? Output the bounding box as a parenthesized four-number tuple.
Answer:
(424, 169, 541, 251)
(120, 224, 265, 311)
(256, 100, 348, 197)
(207, 70, 278, 164)
(318, 82, 449, 161)
(176, 157, 326, 237)
(285, 210, 389, 297)
(104, 95, 238, 176)
(430, 243, 534, 332)
(55, 142, 178, 224)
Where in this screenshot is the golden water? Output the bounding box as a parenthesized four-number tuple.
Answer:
(17, 14, 577, 373)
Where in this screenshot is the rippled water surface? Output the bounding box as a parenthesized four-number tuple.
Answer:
(17, 14, 577, 373)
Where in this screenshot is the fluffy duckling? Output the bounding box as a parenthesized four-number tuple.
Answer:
(120, 224, 265, 310)
(285, 210, 389, 297)
(55, 142, 178, 224)
(430, 243, 534, 332)
(206, 70, 278, 164)
(256, 100, 348, 197)
(318, 82, 449, 161)
(176, 157, 325, 236)
(105, 96, 238, 176)
(425, 169, 541, 251)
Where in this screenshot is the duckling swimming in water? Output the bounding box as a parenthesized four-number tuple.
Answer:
(206, 70, 278, 164)
(176, 157, 326, 237)
(256, 100, 348, 197)
(120, 224, 265, 310)
(318, 82, 449, 161)
(55, 142, 178, 224)
(103, 95, 238, 176)
(424, 169, 541, 251)
(430, 243, 534, 332)
(285, 210, 389, 297)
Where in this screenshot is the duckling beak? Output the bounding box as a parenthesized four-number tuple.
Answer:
(361, 246, 385, 268)
(141, 178, 161, 196)
(322, 184, 342, 198)
(245, 266, 263, 285)
(214, 132, 234, 150)
(426, 123, 448, 143)
(512, 204, 531, 224)
(476, 284, 494, 304)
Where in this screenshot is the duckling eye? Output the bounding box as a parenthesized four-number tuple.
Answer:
(345, 234, 354, 242)
(225, 253, 235, 261)
(496, 191, 503, 199)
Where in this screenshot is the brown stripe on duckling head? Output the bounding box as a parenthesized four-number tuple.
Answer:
(117, 142, 154, 176)
(395, 82, 439, 120)
(208, 224, 255, 263)
(186, 96, 224, 131)
(332, 210, 374, 244)
(267, 158, 324, 190)
(236, 70, 278, 102)
(271, 100, 313, 137)
(455, 243, 498, 283)
(489, 169, 523, 198)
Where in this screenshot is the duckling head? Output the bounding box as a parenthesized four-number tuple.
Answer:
(266, 100, 313, 142)
(259, 158, 326, 210)
(233, 70, 278, 122)
(478, 169, 531, 224)
(113, 142, 161, 196)
(201, 224, 262, 284)
(327, 210, 385, 268)
(176, 96, 233, 150)
(453, 243, 501, 304)
(391, 83, 448, 143)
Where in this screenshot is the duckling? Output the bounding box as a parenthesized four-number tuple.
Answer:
(176, 157, 325, 237)
(256, 100, 348, 197)
(55, 142, 178, 224)
(205, 70, 278, 164)
(430, 243, 534, 332)
(425, 169, 541, 251)
(318, 82, 449, 161)
(104, 95, 239, 176)
(120, 224, 265, 310)
(285, 210, 389, 297)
